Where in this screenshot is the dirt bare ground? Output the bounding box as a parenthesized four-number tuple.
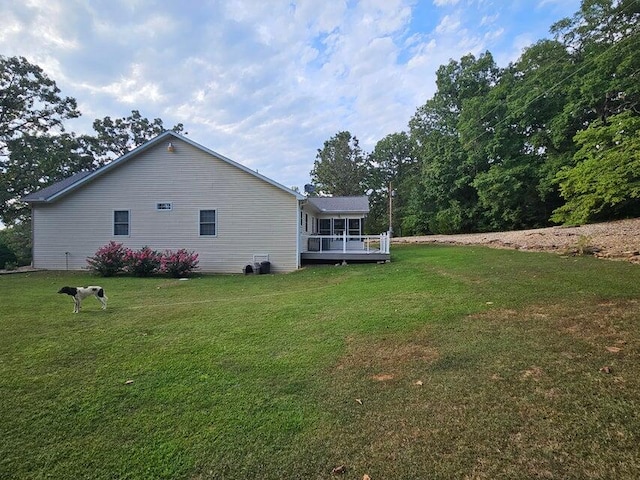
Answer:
(392, 218, 640, 264)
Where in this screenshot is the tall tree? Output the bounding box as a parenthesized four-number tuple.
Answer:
(550, 0, 639, 130)
(409, 52, 500, 233)
(0, 55, 80, 157)
(0, 56, 81, 225)
(87, 109, 185, 165)
(457, 40, 575, 230)
(310, 131, 370, 196)
(1, 133, 93, 224)
(548, 0, 640, 223)
(552, 111, 640, 224)
(368, 132, 419, 235)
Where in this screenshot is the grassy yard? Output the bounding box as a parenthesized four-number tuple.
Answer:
(1, 245, 639, 479)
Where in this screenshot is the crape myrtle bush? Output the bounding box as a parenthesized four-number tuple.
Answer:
(86, 241, 128, 277)
(87, 242, 199, 277)
(161, 249, 200, 278)
(124, 245, 162, 277)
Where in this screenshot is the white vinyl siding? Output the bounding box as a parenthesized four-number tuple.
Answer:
(30, 138, 300, 273)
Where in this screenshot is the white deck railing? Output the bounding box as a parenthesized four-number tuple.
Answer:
(302, 233, 390, 254)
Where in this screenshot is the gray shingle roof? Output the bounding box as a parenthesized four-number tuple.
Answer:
(306, 196, 369, 214)
(21, 170, 93, 203)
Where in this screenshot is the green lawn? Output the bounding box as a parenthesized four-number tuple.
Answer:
(1, 245, 639, 479)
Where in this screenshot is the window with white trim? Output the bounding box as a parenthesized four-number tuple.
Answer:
(114, 210, 129, 236)
(199, 209, 217, 236)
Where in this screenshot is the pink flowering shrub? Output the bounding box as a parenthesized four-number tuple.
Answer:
(89, 243, 199, 277)
(161, 249, 199, 277)
(86, 241, 128, 276)
(125, 246, 162, 277)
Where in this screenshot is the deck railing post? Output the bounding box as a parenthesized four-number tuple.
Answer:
(380, 232, 389, 254)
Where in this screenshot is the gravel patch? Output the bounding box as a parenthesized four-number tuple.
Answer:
(393, 218, 640, 264)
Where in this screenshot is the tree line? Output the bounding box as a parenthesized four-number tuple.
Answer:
(310, 0, 640, 235)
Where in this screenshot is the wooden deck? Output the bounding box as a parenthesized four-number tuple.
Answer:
(301, 251, 390, 263)
(300, 234, 390, 264)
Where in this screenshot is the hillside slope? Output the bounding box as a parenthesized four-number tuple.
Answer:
(393, 218, 640, 264)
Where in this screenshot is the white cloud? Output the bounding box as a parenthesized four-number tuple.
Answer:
(480, 13, 499, 27)
(433, 0, 461, 6)
(435, 14, 462, 34)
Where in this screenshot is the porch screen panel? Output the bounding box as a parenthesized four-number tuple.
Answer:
(319, 219, 331, 235)
(333, 219, 345, 235)
(348, 218, 361, 236)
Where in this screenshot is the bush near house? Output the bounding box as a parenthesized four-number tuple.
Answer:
(124, 246, 162, 277)
(0, 240, 17, 269)
(160, 248, 199, 278)
(86, 241, 129, 276)
(87, 243, 199, 277)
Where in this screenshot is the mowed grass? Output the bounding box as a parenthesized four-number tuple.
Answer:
(1, 245, 639, 479)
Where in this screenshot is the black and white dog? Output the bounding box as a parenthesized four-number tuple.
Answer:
(58, 286, 108, 313)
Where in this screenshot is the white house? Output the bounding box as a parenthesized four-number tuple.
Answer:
(23, 131, 389, 273)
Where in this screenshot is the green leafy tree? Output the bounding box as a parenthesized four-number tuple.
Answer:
(0, 55, 80, 156)
(311, 131, 371, 196)
(1, 133, 94, 224)
(368, 132, 419, 235)
(0, 56, 81, 225)
(87, 109, 184, 164)
(409, 52, 500, 233)
(458, 41, 575, 230)
(551, 111, 640, 224)
(551, 0, 640, 133)
(0, 221, 31, 266)
(546, 0, 640, 224)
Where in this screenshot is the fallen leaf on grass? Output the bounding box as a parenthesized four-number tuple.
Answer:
(600, 366, 612, 374)
(606, 346, 622, 353)
(363, 475, 371, 480)
(331, 465, 346, 475)
(414, 380, 423, 386)
(124, 380, 134, 385)
(355, 398, 363, 405)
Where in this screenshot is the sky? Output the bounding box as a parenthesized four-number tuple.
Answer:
(1, 0, 582, 191)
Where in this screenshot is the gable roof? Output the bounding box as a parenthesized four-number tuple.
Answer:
(22, 170, 94, 203)
(306, 196, 369, 214)
(22, 130, 304, 203)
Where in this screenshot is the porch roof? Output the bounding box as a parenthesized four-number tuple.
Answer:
(305, 196, 369, 215)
